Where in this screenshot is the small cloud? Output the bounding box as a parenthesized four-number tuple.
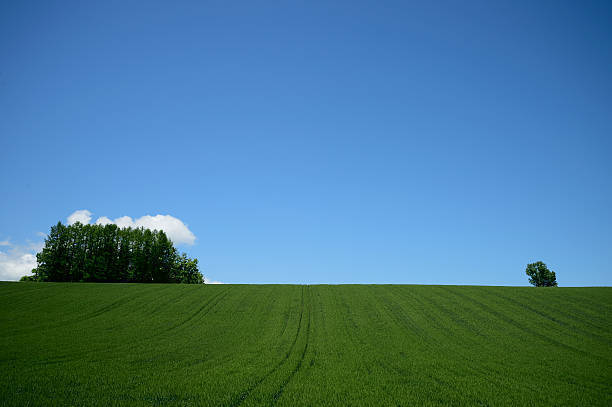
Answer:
(0, 240, 10, 246)
(67, 209, 92, 225)
(0, 241, 39, 281)
(94, 216, 113, 226)
(204, 277, 223, 284)
(67, 210, 197, 245)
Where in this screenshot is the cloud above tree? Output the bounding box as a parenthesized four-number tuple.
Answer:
(67, 210, 196, 245)
(67, 210, 93, 225)
(0, 240, 41, 281)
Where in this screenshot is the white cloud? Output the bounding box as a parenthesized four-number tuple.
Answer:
(95, 216, 113, 226)
(67, 209, 92, 225)
(204, 277, 223, 284)
(67, 210, 196, 245)
(0, 242, 39, 281)
(0, 240, 10, 246)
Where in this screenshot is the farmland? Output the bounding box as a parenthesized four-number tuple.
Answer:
(0, 283, 610, 406)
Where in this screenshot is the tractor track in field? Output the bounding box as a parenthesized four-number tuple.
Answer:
(88, 287, 232, 363)
(30, 287, 230, 366)
(438, 286, 592, 358)
(371, 286, 433, 344)
(163, 287, 231, 333)
(1, 289, 152, 338)
(278, 302, 292, 338)
(229, 286, 309, 407)
(391, 285, 489, 345)
(70, 285, 176, 324)
(515, 291, 609, 333)
(385, 287, 503, 376)
(334, 287, 378, 376)
(271, 289, 311, 405)
(96, 286, 232, 358)
(492, 290, 611, 344)
(366, 287, 507, 389)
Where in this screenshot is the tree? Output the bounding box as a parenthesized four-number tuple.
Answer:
(32, 222, 204, 284)
(173, 253, 203, 284)
(525, 261, 557, 287)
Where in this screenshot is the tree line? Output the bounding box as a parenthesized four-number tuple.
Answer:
(24, 222, 203, 283)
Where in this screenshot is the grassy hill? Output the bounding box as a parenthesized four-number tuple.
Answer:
(0, 283, 610, 406)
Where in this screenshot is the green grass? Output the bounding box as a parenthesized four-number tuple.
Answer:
(0, 283, 610, 406)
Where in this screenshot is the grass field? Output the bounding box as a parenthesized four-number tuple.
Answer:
(0, 283, 610, 406)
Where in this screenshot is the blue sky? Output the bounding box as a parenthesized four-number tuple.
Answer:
(1, 1, 611, 285)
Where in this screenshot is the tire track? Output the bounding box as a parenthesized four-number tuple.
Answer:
(495, 290, 611, 343)
(72, 285, 174, 323)
(335, 286, 374, 376)
(271, 287, 311, 404)
(391, 287, 507, 376)
(29, 287, 229, 366)
(87, 287, 232, 366)
(229, 286, 305, 407)
(163, 287, 231, 333)
(1, 289, 148, 338)
(96, 287, 233, 359)
(278, 305, 292, 338)
(366, 287, 517, 401)
(107, 287, 233, 356)
(504, 293, 603, 334)
(371, 286, 432, 342)
(405, 286, 488, 340)
(438, 286, 593, 358)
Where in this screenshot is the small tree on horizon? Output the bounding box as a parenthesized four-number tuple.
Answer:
(525, 261, 557, 287)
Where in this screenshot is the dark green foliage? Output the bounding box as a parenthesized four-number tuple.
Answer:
(19, 275, 37, 282)
(33, 222, 203, 284)
(526, 261, 558, 287)
(0, 284, 610, 406)
(173, 253, 203, 284)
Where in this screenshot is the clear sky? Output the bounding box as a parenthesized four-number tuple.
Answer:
(1, 1, 611, 285)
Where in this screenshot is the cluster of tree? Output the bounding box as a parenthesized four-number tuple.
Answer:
(525, 261, 557, 287)
(24, 222, 203, 284)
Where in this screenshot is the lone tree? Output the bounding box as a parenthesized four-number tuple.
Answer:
(525, 261, 557, 287)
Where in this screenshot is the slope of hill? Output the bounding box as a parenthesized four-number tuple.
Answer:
(0, 283, 610, 406)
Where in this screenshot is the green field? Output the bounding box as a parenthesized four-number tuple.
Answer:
(1, 283, 610, 406)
